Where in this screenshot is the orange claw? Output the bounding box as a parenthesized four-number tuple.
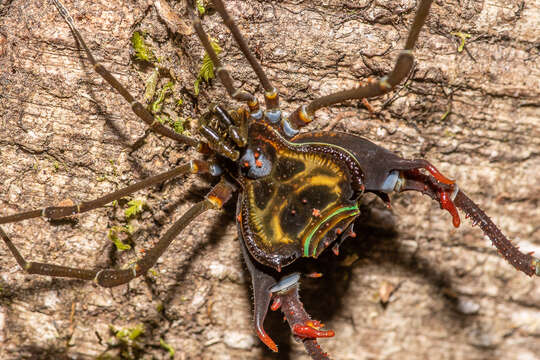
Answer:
(440, 190, 460, 228)
(292, 321, 335, 339)
(424, 163, 455, 185)
(256, 328, 278, 352)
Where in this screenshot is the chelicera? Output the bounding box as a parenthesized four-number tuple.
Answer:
(1, 0, 538, 359)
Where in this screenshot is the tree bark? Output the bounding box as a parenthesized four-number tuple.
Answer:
(0, 0, 539, 359)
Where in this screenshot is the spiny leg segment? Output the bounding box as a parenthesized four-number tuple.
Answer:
(397, 170, 540, 277)
(287, 0, 434, 131)
(1, 180, 235, 287)
(51, 0, 200, 148)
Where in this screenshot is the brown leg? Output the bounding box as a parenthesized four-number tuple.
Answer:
(0, 180, 235, 287)
(0, 161, 210, 224)
(287, 0, 434, 130)
(51, 0, 199, 148)
(211, 0, 281, 112)
(198, 105, 248, 160)
(190, 5, 259, 111)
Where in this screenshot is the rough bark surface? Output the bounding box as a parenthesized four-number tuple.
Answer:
(0, 0, 539, 359)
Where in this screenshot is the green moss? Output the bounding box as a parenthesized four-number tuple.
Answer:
(440, 106, 451, 121)
(194, 39, 222, 96)
(451, 31, 471, 53)
(108, 225, 134, 251)
(144, 68, 159, 102)
(172, 119, 184, 134)
(131, 31, 156, 62)
(151, 81, 174, 113)
(124, 199, 146, 219)
(149, 268, 159, 277)
(160, 338, 175, 358)
(103, 323, 146, 359)
(114, 324, 145, 341)
(196, 0, 206, 15)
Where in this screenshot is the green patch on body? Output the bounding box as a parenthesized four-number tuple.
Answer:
(304, 205, 360, 257)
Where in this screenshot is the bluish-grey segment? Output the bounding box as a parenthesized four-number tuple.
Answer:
(270, 272, 300, 293)
(250, 109, 263, 120)
(209, 164, 223, 176)
(381, 170, 399, 193)
(239, 148, 272, 178)
(265, 110, 282, 124)
(282, 118, 299, 137)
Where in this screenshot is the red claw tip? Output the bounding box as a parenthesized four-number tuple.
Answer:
(425, 164, 455, 185)
(439, 191, 460, 228)
(292, 323, 335, 339)
(256, 329, 278, 352)
(270, 297, 282, 311)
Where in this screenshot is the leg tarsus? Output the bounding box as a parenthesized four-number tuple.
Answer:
(1, 181, 235, 287)
(0, 163, 201, 224)
(51, 0, 199, 147)
(0, 226, 98, 280)
(190, 6, 258, 107)
(287, 0, 434, 130)
(211, 0, 280, 110)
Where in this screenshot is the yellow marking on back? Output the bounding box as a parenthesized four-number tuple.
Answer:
(245, 148, 349, 250)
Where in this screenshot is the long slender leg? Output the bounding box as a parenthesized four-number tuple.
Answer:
(51, 0, 200, 148)
(0, 160, 210, 224)
(287, 0, 434, 130)
(0, 180, 235, 287)
(211, 0, 281, 113)
(190, 6, 260, 114)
